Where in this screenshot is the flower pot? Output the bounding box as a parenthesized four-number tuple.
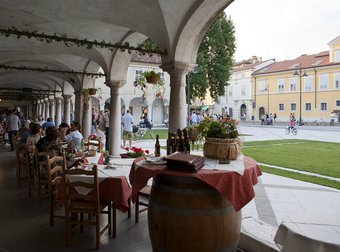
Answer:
(89, 88, 96, 95)
(145, 75, 159, 84)
(203, 137, 241, 161)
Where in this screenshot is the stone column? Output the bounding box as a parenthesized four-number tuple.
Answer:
(49, 98, 55, 122)
(44, 99, 50, 120)
(106, 81, 125, 157)
(147, 103, 153, 122)
(74, 90, 83, 123)
(55, 97, 62, 126)
(81, 96, 92, 141)
(37, 100, 42, 117)
(63, 94, 72, 125)
(162, 64, 190, 132)
(41, 99, 45, 119)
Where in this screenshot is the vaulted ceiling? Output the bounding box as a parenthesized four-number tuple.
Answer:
(0, 0, 233, 100)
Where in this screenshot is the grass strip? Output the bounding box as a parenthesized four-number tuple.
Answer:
(261, 165, 340, 190)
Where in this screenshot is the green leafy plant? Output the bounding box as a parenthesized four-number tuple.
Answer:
(196, 117, 239, 139)
(133, 70, 164, 99)
(82, 87, 101, 103)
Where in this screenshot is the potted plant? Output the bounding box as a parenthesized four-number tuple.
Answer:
(82, 87, 100, 103)
(143, 70, 161, 84)
(196, 117, 240, 163)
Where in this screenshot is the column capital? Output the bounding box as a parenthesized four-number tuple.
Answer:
(62, 94, 73, 99)
(105, 80, 126, 89)
(161, 62, 196, 75)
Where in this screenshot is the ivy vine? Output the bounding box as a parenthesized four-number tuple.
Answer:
(0, 27, 167, 55)
(0, 64, 105, 77)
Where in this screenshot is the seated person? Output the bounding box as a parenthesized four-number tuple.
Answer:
(143, 117, 152, 129)
(58, 122, 70, 139)
(64, 121, 83, 151)
(42, 117, 55, 130)
(26, 123, 42, 147)
(36, 126, 63, 156)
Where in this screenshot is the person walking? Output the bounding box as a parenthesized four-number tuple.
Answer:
(5, 109, 21, 151)
(330, 112, 336, 126)
(121, 109, 134, 148)
(102, 109, 110, 151)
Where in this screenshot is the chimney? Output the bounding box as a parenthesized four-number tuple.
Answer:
(252, 56, 258, 63)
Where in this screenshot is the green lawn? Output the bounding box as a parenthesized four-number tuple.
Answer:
(242, 139, 340, 178)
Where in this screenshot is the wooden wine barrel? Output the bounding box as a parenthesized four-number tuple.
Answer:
(204, 137, 241, 161)
(148, 174, 241, 252)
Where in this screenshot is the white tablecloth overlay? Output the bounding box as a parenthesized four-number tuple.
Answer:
(274, 214, 340, 252)
(67, 157, 133, 195)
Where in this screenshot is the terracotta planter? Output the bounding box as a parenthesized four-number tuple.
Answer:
(145, 75, 159, 84)
(203, 137, 241, 162)
(89, 88, 96, 95)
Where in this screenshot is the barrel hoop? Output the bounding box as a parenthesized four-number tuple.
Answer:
(150, 199, 233, 216)
(153, 181, 220, 196)
(151, 239, 240, 252)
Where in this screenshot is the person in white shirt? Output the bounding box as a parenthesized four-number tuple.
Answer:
(191, 112, 199, 125)
(64, 121, 83, 151)
(5, 109, 21, 151)
(121, 109, 134, 148)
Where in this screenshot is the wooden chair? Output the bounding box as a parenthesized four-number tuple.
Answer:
(27, 144, 38, 197)
(84, 138, 101, 152)
(62, 164, 112, 249)
(34, 150, 50, 205)
(45, 153, 65, 227)
(15, 143, 29, 187)
(135, 185, 151, 223)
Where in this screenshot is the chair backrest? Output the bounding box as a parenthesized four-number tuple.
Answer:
(62, 164, 100, 215)
(84, 139, 101, 152)
(45, 154, 64, 190)
(15, 143, 30, 185)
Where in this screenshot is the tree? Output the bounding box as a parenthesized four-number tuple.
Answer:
(189, 13, 236, 102)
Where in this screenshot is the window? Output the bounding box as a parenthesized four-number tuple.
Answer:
(289, 77, 297, 91)
(135, 70, 143, 81)
(305, 103, 311, 111)
(304, 76, 313, 91)
(291, 103, 296, 111)
(277, 78, 285, 92)
(336, 100, 340, 107)
(279, 103, 284, 111)
(258, 80, 267, 93)
(320, 102, 327, 111)
(335, 50, 340, 62)
(319, 74, 329, 90)
(334, 73, 340, 89)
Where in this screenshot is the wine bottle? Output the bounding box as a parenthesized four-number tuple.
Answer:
(166, 132, 171, 155)
(154, 134, 161, 157)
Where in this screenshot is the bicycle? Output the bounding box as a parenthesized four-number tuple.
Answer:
(285, 126, 297, 135)
(311, 119, 327, 126)
(134, 126, 155, 140)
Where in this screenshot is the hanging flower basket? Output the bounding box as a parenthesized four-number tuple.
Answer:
(89, 88, 96, 95)
(143, 71, 161, 84)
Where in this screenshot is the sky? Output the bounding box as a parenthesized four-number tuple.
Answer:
(225, 0, 340, 62)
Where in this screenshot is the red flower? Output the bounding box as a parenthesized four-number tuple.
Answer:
(125, 147, 130, 151)
(145, 150, 150, 154)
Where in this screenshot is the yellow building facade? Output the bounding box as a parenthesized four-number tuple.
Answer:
(252, 36, 340, 123)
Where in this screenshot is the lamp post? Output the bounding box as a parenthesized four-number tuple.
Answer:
(187, 66, 198, 126)
(293, 67, 308, 124)
(264, 86, 269, 115)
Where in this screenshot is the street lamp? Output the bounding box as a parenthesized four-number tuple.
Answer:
(187, 66, 198, 126)
(293, 67, 308, 124)
(264, 86, 269, 115)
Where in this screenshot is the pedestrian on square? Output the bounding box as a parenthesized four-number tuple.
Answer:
(121, 109, 134, 148)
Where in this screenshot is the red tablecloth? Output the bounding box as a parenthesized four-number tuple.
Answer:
(129, 156, 262, 212)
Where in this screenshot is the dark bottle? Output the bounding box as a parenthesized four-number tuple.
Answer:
(177, 129, 184, 152)
(170, 133, 176, 153)
(154, 134, 161, 157)
(166, 132, 172, 155)
(183, 128, 190, 154)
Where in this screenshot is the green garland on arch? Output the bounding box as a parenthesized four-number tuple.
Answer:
(0, 26, 167, 55)
(0, 64, 106, 77)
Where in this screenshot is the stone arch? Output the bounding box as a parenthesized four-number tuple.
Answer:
(259, 107, 265, 120)
(129, 97, 148, 123)
(240, 104, 247, 120)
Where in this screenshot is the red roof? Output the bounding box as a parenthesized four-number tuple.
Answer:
(252, 51, 337, 75)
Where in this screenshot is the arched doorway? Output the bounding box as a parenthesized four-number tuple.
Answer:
(129, 97, 147, 123)
(259, 107, 265, 120)
(240, 104, 247, 120)
(152, 99, 165, 124)
(104, 98, 125, 114)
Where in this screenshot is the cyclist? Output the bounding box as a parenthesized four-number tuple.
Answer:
(288, 119, 295, 129)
